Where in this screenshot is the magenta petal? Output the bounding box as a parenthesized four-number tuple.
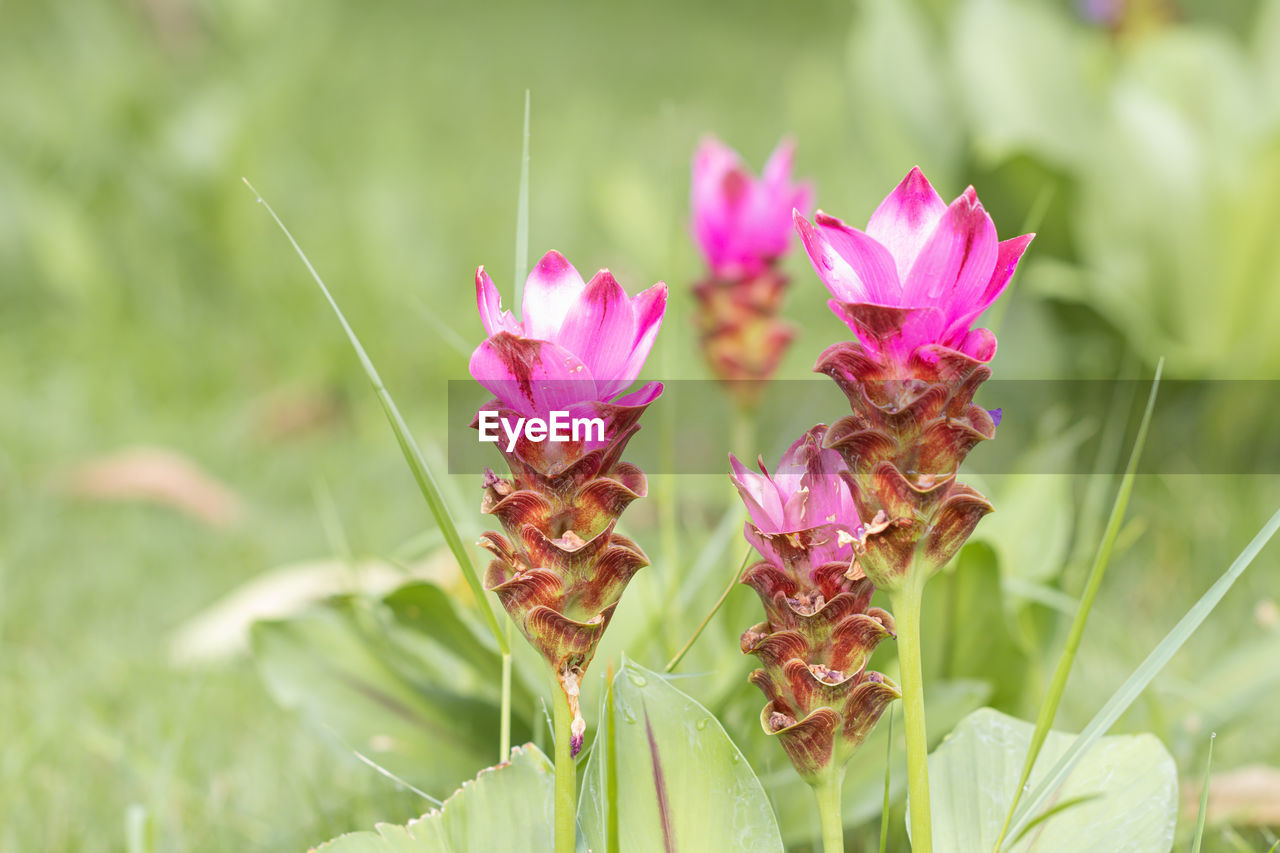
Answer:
(944, 233, 1034, 342)
(555, 270, 638, 392)
(731, 454, 785, 531)
(865, 167, 948, 283)
(610, 380, 663, 408)
(468, 333, 598, 416)
(609, 283, 667, 398)
(902, 188, 998, 318)
(522, 250, 587, 341)
(796, 211, 900, 304)
(476, 267, 521, 336)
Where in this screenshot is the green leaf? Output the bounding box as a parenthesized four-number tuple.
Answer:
(1005, 504, 1280, 843)
(929, 708, 1176, 853)
(251, 591, 531, 799)
(313, 744, 586, 853)
(923, 542, 1030, 712)
(580, 659, 784, 853)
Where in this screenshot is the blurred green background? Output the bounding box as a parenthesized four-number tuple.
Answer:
(3, 0, 1280, 850)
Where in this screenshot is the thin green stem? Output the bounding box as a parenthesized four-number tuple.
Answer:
(813, 772, 845, 853)
(890, 581, 932, 853)
(500, 620, 513, 761)
(664, 549, 752, 673)
(551, 677, 577, 853)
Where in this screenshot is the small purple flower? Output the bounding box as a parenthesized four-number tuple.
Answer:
(692, 136, 813, 280)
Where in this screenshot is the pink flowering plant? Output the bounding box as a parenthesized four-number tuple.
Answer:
(246, 137, 1280, 853)
(690, 137, 813, 410)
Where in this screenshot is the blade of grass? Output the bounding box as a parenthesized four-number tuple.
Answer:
(994, 360, 1163, 850)
(664, 549, 751, 672)
(879, 706, 894, 853)
(1191, 732, 1215, 853)
(243, 179, 508, 654)
(1004, 504, 1280, 845)
(514, 90, 531, 304)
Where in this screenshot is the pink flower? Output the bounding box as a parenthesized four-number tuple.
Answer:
(731, 425, 860, 570)
(692, 136, 813, 279)
(795, 167, 1033, 362)
(469, 250, 668, 417)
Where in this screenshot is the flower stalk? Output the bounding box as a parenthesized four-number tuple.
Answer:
(551, 670, 577, 853)
(794, 167, 1034, 849)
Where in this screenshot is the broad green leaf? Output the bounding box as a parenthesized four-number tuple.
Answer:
(580, 659, 784, 853)
(929, 708, 1176, 853)
(251, 591, 531, 799)
(923, 543, 1030, 712)
(313, 744, 586, 853)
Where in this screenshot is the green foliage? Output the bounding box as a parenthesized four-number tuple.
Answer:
(928, 708, 1177, 852)
(251, 585, 534, 799)
(580, 660, 784, 853)
(314, 744, 587, 853)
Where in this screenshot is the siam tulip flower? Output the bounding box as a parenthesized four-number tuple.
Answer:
(692, 136, 813, 280)
(732, 425, 899, 787)
(690, 136, 814, 409)
(794, 168, 1034, 853)
(469, 250, 667, 756)
(795, 166, 1033, 365)
(730, 426, 860, 574)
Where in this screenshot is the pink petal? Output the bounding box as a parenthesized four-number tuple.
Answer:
(730, 454, 785, 531)
(865, 167, 948, 283)
(468, 333, 597, 416)
(944, 233, 1034, 342)
(609, 282, 667, 397)
(475, 266, 521, 336)
(610, 380, 663, 409)
(902, 187, 998, 318)
(554, 269, 638, 390)
(761, 138, 797, 189)
(522, 250, 587, 341)
(796, 211, 900, 304)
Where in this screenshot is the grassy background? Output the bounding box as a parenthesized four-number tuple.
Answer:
(3, 0, 1279, 850)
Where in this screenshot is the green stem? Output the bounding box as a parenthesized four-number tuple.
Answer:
(813, 772, 845, 853)
(551, 677, 577, 853)
(890, 581, 932, 853)
(731, 406, 757, 462)
(500, 620, 513, 761)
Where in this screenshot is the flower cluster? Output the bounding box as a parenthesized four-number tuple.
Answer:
(690, 137, 812, 408)
(732, 426, 899, 784)
(469, 250, 667, 754)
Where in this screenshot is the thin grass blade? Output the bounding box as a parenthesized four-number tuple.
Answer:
(1009, 793, 1102, 847)
(1191, 732, 1216, 853)
(514, 90, 531, 303)
(243, 179, 508, 653)
(1004, 504, 1280, 843)
(995, 360, 1163, 850)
